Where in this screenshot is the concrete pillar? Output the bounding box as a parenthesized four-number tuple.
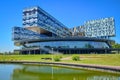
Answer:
(118, 50, 120, 54)
(34, 50, 35, 55)
(29, 50, 30, 55)
(40, 50, 41, 54)
(69, 50, 71, 54)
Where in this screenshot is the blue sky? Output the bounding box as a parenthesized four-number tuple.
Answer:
(0, 0, 120, 52)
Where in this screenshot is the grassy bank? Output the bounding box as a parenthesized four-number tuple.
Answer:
(0, 54, 120, 66)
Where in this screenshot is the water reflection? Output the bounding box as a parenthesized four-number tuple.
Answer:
(11, 64, 120, 80)
(0, 64, 120, 80)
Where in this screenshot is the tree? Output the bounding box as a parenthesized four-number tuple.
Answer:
(112, 43, 120, 48)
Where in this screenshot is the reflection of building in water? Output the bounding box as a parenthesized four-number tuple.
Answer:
(11, 65, 120, 80)
(87, 76, 120, 80)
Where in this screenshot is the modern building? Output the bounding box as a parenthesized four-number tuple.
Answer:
(84, 17, 115, 39)
(70, 26, 85, 36)
(22, 6, 71, 37)
(71, 17, 115, 39)
(12, 6, 115, 54)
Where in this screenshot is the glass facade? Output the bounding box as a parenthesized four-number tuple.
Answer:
(12, 27, 47, 41)
(25, 41, 109, 49)
(71, 17, 115, 39)
(12, 6, 114, 54)
(23, 6, 71, 37)
(84, 17, 115, 38)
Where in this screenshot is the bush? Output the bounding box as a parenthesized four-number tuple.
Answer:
(53, 55, 62, 61)
(72, 55, 80, 61)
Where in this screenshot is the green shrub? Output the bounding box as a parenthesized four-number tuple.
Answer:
(58, 55, 62, 59)
(53, 55, 61, 61)
(72, 55, 80, 61)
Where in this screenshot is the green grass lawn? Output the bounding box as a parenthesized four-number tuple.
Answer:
(62, 54, 120, 66)
(0, 54, 120, 66)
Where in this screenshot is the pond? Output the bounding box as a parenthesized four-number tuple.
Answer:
(0, 63, 120, 80)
